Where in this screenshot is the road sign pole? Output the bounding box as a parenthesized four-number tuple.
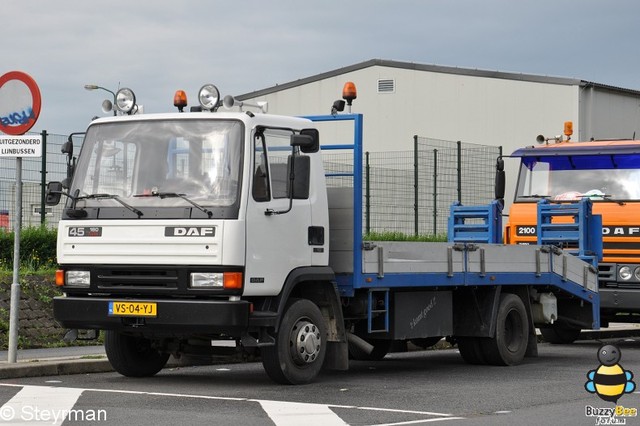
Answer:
(8, 157, 23, 363)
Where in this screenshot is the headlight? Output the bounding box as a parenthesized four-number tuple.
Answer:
(190, 272, 224, 288)
(65, 270, 91, 287)
(619, 266, 632, 281)
(115, 88, 136, 113)
(634, 267, 640, 281)
(189, 272, 243, 289)
(198, 84, 220, 111)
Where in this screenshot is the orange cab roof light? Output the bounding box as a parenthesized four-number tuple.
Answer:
(342, 82, 357, 105)
(564, 121, 573, 140)
(174, 90, 188, 112)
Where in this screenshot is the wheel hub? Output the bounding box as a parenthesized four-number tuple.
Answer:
(290, 320, 322, 365)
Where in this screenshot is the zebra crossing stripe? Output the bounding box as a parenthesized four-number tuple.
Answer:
(0, 385, 84, 425)
(257, 399, 348, 425)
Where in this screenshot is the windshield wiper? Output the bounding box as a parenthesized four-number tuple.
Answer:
(134, 192, 213, 218)
(76, 193, 144, 217)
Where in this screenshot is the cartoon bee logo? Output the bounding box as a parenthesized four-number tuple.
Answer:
(585, 343, 636, 403)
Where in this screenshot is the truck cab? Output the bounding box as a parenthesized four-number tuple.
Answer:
(47, 85, 344, 384)
(506, 135, 640, 330)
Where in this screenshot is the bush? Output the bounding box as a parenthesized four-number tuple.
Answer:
(0, 226, 57, 272)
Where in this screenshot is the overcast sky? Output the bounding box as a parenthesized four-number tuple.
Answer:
(2, 0, 640, 135)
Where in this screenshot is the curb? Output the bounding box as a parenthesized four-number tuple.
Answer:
(0, 358, 113, 380)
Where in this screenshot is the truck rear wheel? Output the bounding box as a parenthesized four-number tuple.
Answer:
(261, 299, 327, 384)
(105, 331, 169, 377)
(540, 325, 581, 344)
(457, 337, 487, 365)
(481, 293, 528, 366)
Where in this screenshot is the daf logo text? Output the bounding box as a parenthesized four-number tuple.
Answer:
(164, 227, 216, 237)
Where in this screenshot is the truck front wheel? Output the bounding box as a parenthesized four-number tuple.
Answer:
(261, 299, 327, 385)
(481, 293, 529, 366)
(105, 331, 170, 377)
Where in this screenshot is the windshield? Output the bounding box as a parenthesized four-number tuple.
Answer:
(515, 155, 640, 201)
(68, 119, 243, 218)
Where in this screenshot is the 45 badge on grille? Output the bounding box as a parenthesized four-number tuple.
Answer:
(68, 226, 102, 237)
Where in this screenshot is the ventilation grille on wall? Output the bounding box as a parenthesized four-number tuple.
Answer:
(377, 79, 395, 93)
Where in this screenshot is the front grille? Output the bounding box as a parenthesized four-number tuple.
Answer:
(95, 268, 180, 290)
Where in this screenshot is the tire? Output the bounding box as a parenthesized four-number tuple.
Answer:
(349, 338, 392, 361)
(261, 299, 327, 385)
(481, 293, 529, 366)
(540, 325, 581, 344)
(104, 331, 169, 377)
(457, 337, 488, 365)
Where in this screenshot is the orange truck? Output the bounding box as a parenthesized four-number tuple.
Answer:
(506, 123, 640, 342)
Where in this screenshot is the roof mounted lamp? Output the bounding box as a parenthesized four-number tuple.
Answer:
(115, 88, 137, 114)
(174, 90, 188, 112)
(198, 84, 221, 112)
(342, 81, 357, 113)
(564, 121, 573, 142)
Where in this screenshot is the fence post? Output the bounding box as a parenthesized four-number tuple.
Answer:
(39, 130, 48, 225)
(457, 140, 462, 204)
(433, 149, 438, 235)
(413, 135, 418, 236)
(365, 151, 370, 234)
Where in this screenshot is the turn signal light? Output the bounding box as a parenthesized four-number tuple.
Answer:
(55, 270, 64, 286)
(224, 272, 243, 290)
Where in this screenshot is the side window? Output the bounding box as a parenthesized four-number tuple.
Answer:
(252, 128, 295, 201)
(264, 129, 293, 199)
(253, 133, 269, 202)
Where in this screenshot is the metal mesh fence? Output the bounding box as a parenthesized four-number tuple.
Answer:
(321, 138, 501, 236)
(0, 131, 75, 231)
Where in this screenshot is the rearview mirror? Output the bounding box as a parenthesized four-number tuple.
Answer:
(291, 129, 319, 153)
(45, 181, 63, 206)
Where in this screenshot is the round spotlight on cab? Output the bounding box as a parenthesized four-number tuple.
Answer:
(115, 88, 136, 114)
(198, 84, 220, 111)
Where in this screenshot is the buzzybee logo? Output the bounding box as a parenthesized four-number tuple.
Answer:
(584, 344, 637, 425)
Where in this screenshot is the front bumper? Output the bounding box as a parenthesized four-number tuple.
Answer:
(600, 288, 640, 313)
(53, 296, 250, 336)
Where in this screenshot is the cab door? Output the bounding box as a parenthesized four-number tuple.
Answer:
(244, 127, 312, 296)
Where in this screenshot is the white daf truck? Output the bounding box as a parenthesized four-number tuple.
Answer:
(46, 83, 600, 384)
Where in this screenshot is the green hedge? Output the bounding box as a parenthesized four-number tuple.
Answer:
(0, 227, 57, 271)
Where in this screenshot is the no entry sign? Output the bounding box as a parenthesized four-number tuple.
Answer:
(0, 71, 42, 135)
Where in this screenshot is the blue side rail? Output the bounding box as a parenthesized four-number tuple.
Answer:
(536, 198, 603, 267)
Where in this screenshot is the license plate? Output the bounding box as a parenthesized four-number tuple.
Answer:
(108, 301, 157, 317)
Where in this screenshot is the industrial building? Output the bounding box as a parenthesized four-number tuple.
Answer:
(238, 59, 640, 213)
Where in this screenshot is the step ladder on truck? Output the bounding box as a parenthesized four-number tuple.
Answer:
(46, 83, 600, 384)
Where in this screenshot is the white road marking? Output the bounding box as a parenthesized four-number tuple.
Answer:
(0, 384, 465, 425)
(1, 385, 83, 425)
(258, 400, 348, 425)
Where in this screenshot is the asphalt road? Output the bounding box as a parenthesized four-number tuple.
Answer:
(1, 338, 639, 425)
